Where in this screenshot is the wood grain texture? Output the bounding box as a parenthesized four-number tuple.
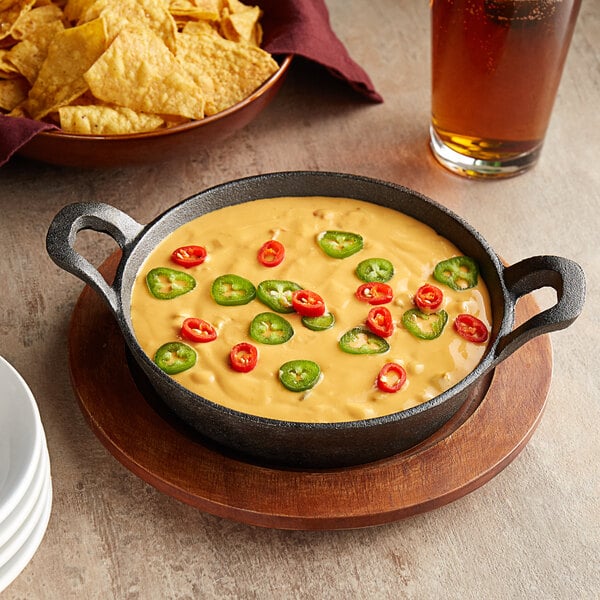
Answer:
(67, 254, 552, 530)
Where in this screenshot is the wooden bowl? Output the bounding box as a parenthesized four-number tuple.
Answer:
(16, 55, 292, 168)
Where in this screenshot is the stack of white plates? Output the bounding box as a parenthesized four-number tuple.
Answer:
(0, 356, 52, 593)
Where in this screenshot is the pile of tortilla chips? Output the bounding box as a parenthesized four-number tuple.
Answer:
(0, 0, 279, 134)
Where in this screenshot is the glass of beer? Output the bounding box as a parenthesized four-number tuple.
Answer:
(430, 0, 582, 178)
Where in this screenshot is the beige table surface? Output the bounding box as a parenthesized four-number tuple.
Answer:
(1, 1, 598, 598)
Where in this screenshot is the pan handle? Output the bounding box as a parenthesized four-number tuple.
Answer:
(46, 203, 144, 316)
(494, 255, 585, 365)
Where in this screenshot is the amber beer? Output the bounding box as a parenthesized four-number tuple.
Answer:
(430, 0, 581, 177)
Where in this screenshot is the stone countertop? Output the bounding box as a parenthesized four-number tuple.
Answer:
(1, 1, 598, 598)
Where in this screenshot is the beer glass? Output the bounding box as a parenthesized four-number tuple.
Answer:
(430, 0, 582, 178)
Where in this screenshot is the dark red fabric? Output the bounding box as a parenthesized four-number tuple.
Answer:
(0, 0, 381, 167)
(258, 0, 383, 103)
(0, 115, 58, 167)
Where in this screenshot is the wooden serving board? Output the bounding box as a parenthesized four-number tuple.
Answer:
(68, 254, 552, 530)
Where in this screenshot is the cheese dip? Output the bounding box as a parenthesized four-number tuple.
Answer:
(130, 196, 492, 423)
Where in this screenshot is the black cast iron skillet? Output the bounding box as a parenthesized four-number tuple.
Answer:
(46, 172, 586, 468)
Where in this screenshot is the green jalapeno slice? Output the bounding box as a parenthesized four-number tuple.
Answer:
(317, 230, 363, 259)
(249, 312, 294, 345)
(279, 360, 321, 392)
(256, 280, 302, 313)
(211, 274, 256, 306)
(154, 342, 196, 374)
(339, 327, 389, 355)
(146, 267, 196, 299)
(355, 257, 395, 283)
(301, 312, 335, 331)
(433, 256, 479, 290)
(401, 308, 448, 340)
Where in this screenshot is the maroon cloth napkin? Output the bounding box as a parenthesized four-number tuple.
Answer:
(259, 0, 383, 103)
(0, 0, 381, 167)
(0, 115, 58, 167)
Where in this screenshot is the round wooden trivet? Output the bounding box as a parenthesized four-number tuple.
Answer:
(68, 254, 552, 530)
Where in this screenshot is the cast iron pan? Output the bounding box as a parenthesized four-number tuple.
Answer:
(46, 172, 586, 467)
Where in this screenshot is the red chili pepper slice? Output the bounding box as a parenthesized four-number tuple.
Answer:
(453, 314, 489, 343)
(291, 289, 326, 317)
(257, 240, 285, 267)
(366, 306, 394, 337)
(376, 363, 407, 393)
(171, 245, 207, 268)
(355, 282, 393, 305)
(229, 342, 258, 372)
(180, 317, 217, 343)
(414, 284, 443, 314)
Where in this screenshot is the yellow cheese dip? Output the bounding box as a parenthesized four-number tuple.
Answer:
(130, 196, 492, 423)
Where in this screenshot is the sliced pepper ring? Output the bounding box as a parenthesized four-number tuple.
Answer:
(249, 312, 294, 345)
(229, 342, 258, 372)
(171, 245, 207, 268)
(402, 308, 448, 340)
(279, 360, 321, 392)
(146, 267, 196, 300)
(257, 240, 285, 267)
(355, 282, 394, 305)
(433, 256, 479, 290)
(376, 362, 407, 393)
(154, 342, 196, 375)
(317, 230, 363, 259)
(301, 312, 335, 331)
(339, 327, 390, 355)
(355, 257, 395, 283)
(257, 280, 302, 313)
(366, 306, 394, 338)
(180, 317, 217, 343)
(291, 289, 326, 317)
(454, 314, 489, 343)
(211, 274, 256, 306)
(413, 284, 443, 313)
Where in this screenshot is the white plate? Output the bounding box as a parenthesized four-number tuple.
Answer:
(0, 357, 43, 524)
(0, 475, 52, 593)
(0, 442, 48, 548)
(0, 451, 50, 567)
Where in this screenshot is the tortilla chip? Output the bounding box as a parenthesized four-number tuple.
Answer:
(0, 76, 29, 110)
(222, 0, 252, 14)
(10, 3, 64, 40)
(7, 104, 26, 117)
(176, 29, 277, 115)
(79, 0, 177, 52)
(34, 0, 64, 6)
(181, 19, 220, 37)
(5, 5, 65, 83)
(0, 0, 36, 41)
(1, 0, 275, 133)
(59, 104, 164, 134)
(220, 5, 261, 45)
(172, 33, 215, 103)
(161, 114, 189, 127)
(62, 0, 95, 22)
(0, 48, 21, 77)
(168, 0, 221, 20)
(5, 39, 43, 83)
(84, 24, 204, 120)
(24, 17, 106, 119)
(5, 19, 64, 83)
